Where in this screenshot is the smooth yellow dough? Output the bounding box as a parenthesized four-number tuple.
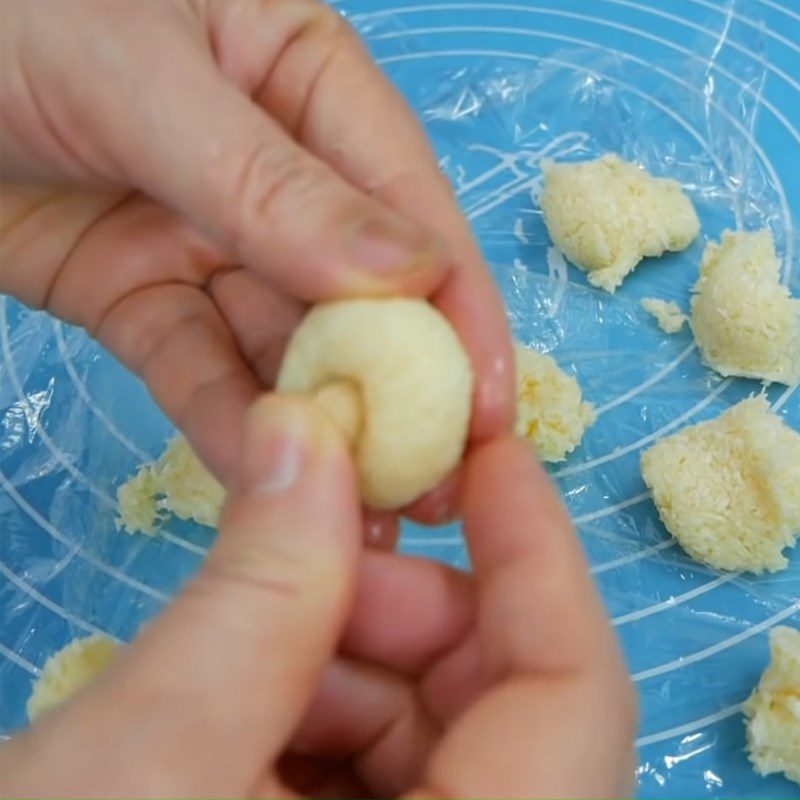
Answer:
(116, 437, 224, 535)
(743, 626, 800, 786)
(27, 635, 119, 722)
(690, 229, 800, 384)
(539, 154, 699, 292)
(514, 344, 595, 462)
(641, 297, 687, 334)
(277, 298, 473, 510)
(641, 397, 800, 573)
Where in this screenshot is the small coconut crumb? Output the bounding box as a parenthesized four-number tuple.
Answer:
(690, 229, 800, 384)
(514, 344, 595, 462)
(743, 626, 800, 786)
(27, 635, 119, 723)
(116, 437, 225, 535)
(641, 396, 800, 573)
(641, 297, 687, 334)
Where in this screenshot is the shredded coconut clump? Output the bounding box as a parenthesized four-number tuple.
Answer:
(641, 396, 800, 573)
(690, 229, 800, 384)
(27, 635, 119, 722)
(539, 154, 699, 292)
(514, 344, 595, 462)
(116, 437, 224, 535)
(743, 626, 800, 786)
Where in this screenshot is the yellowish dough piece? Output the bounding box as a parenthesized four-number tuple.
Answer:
(277, 298, 473, 510)
(117, 437, 224, 535)
(743, 626, 800, 786)
(539, 154, 699, 292)
(640, 396, 800, 573)
(514, 344, 595, 462)
(690, 229, 800, 385)
(27, 635, 119, 723)
(641, 297, 687, 334)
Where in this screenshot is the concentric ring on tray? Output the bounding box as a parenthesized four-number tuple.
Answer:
(1, 1, 798, 764)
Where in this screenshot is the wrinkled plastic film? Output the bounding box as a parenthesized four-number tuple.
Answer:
(1, 4, 798, 798)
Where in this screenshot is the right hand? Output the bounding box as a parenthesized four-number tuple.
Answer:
(3, 397, 636, 799)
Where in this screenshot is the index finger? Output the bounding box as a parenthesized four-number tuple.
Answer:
(461, 435, 615, 678)
(409, 436, 637, 799)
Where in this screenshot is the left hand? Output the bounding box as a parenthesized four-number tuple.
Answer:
(1, 396, 636, 799)
(0, 0, 514, 513)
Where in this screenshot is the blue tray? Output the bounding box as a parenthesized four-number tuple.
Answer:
(1, 1, 798, 797)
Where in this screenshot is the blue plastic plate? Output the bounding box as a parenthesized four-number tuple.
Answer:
(1, 1, 798, 797)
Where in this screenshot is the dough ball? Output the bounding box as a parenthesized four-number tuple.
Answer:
(690, 229, 800, 385)
(277, 298, 473, 510)
(640, 396, 800, 573)
(116, 437, 224, 535)
(743, 626, 800, 786)
(539, 154, 699, 292)
(27, 635, 119, 722)
(514, 344, 595, 462)
(641, 297, 687, 334)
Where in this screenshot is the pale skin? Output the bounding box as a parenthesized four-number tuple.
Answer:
(0, 2, 637, 798)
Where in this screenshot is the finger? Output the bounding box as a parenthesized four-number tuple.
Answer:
(417, 675, 637, 800)
(105, 34, 448, 300)
(363, 510, 400, 550)
(270, 757, 372, 800)
(404, 469, 461, 526)
(216, 0, 515, 441)
(309, 771, 371, 800)
(410, 437, 636, 799)
(276, 754, 340, 797)
(292, 658, 439, 798)
(0, 183, 123, 307)
(420, 632, 487, 725)
(209, 267, 307, 387)
(98, 281, 261, 480)
(65, 201, 260, 480)
(341, 550, 474, 674)
(4, 396, 361, 799)
(0, 187, 259, 480)
(131, 396, 361, 775)
(463, 435, 615, 677)
(6, 0, 448, 301)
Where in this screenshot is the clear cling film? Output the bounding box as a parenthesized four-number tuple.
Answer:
(1, 1, 798, 797)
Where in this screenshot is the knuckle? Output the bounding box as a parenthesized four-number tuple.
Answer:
(307, 1, 353, 40)
(272, 0, 355, 43)
(227, 143, 327, 247)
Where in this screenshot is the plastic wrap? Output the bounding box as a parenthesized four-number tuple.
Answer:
(1, 1, 798, 797)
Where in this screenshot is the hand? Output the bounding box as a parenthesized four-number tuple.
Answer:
(1, 397, 636, 799)
(0, 0, 514, 509)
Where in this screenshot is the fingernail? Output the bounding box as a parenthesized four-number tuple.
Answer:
(240, 398, 308, 494)
(348, 214, 439, 272)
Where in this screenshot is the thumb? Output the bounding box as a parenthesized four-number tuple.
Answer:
(2, 2, 447, 302)
(130, 70, 447, 302)
(94, 40, 447, 302)
(116, 396, 362, 793)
